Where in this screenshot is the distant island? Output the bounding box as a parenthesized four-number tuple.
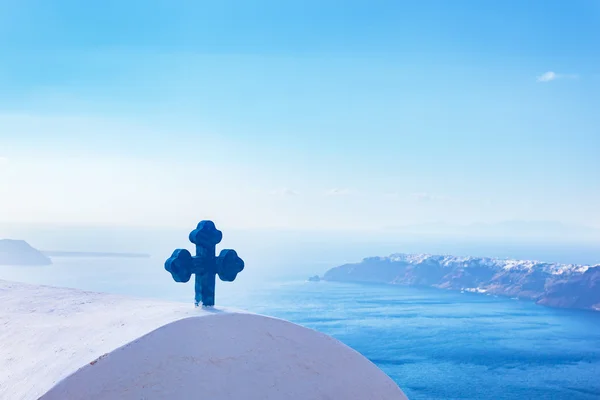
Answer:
(0, 239, 151, 266)
(42, 251, 150, 258)
(0, 239, 52, 266)
(320, 253, 600, 312)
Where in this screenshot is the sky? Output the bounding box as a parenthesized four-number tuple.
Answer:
(0, 0, 599, 232)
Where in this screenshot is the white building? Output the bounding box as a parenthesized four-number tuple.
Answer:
(1, 280, 407, 399)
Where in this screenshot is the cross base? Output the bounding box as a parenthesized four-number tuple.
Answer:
(195, 302, 215, 308)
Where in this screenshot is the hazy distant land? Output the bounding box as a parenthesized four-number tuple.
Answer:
(322, 253, 600, 312)
(0, 239, 149, 266)
(0, 240, 52, 266)
(42, 251, 150, 258)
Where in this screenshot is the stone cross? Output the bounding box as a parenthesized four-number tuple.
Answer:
(165, 221, 244, 307)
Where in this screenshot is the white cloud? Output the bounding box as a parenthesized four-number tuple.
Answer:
(537, 71, 557, 82)
(536, 71, 579, 83)
(0, 157, 8, 166)
(270, 187, 298, 196)
(326, 188, 351, 196)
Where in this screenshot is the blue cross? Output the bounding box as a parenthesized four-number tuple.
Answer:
(165, 221, 244, 307)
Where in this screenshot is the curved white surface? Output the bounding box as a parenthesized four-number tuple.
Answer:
(0, 280, 407, 400)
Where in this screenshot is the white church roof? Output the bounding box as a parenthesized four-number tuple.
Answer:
(0, 279, 407, 400)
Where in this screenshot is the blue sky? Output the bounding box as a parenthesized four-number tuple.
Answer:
(0, 0, 599, 231)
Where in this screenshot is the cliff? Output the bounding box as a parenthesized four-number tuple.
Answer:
(323, 253, 600, 312)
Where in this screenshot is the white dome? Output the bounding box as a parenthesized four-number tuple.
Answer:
(0, 280, 407, 400)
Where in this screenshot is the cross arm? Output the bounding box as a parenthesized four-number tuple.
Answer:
(165, 249, 194, 283)
(216, 249, 245, 282)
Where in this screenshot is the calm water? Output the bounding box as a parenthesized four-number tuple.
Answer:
(2, 257, 600, 400)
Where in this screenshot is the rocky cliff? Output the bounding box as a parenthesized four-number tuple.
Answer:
(323, 253, 600, 311)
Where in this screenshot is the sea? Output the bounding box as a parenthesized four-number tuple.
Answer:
(2, 256, 600, 400)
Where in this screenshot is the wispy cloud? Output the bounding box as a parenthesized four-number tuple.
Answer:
(270, 187, 298, 196)
(411, 192, 434, 202)
(536, 71, 579, 83)
(326, 188, 351, 196)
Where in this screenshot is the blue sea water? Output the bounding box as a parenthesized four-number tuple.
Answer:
(2, 257, 600, 400)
